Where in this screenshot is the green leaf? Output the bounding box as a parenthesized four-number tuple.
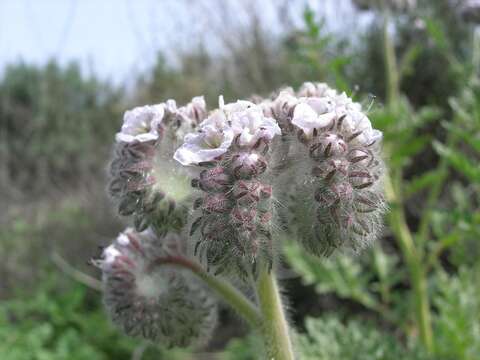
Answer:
(404, 170, 440, 197)
(284, 241, 379, 311)
(433, 267, 480, 360)
(296, 316, 430, 360)
(433, 141, 480, 183)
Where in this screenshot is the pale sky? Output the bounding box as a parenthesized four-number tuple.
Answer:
(0, 0, 361, 84)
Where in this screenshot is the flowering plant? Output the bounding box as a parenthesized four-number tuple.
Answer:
(94, 83, 385, 359)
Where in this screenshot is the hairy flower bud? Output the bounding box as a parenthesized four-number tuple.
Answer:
(175, 98, 281, 278)
(95, 228, 217, 348)
(280, 83, 386, 256)
(109, 102, 193, 234)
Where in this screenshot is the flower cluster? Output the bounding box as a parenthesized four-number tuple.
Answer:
(99, 81, 385, 348)
(174, 99, 281, 277)
(264, 82, 386, 256)
(95, 228, 217, 347)
(108, 98, 204, 234)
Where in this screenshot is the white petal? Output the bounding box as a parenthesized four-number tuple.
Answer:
(304, 97, 335, 114)
(103, 245, 121, 266)
(292, 103, 319, 129)
(292, 103, 334, 135)
(174, 129, 234, 165)
(116, 104, 165, 143)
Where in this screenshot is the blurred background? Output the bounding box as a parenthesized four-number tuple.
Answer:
(1, 0, 479, 359)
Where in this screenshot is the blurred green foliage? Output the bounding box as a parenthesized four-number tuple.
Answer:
(296, 316, 429, 360)
(0, 61, 123, 193)
(0, 274, 195, 360)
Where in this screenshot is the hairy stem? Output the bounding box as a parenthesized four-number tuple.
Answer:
(150, 256, 261, 328)
(256, 268, 295, 360)
(385, 174, 434, 353)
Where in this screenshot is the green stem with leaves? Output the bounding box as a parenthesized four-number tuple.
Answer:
(256, 267, 295, 360)
(381, 7, 434, 353)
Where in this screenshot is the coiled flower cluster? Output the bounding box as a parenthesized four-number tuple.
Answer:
(95, 228, 217, 347)
(174, 99, 280, 278)
(265, 82, 386, 256)
(98, 82, 385, 349)
(108, 98, 206, 234)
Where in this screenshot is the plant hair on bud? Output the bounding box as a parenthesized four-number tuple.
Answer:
(94, 228, 217, 348)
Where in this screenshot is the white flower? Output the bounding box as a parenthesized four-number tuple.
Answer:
(174, 111, 234, 165)
(273, 90, 298, 114)
(291, 103, 336, 137)
(354, 115, 383, 145)
(221, 99, 254, 113)
(226, 101, 281, 146)
(301, 97, 336, 114)
(258, 98, 275, 118)
(116, 104, 165, 143)
(101, 245, 121, 267)
(297, 82, 338, 98)
(178, 96, 207, 124)
(164, 99, 177, 114)
(171, 96, 207, 141)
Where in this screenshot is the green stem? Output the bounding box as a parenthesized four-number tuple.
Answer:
(256, 268, 295, 360)
(151, 256, 261, 328)
(385, 175, 434, 353)
(473, 26, 480, 74)
(382, 10, 399, 107)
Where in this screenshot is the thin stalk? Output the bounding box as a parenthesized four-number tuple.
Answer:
(473, 26, 480, 74)
(150, 256, 261, 328)
(382, 10, 399, 107)
(385, 174, 434, 353)
(381, 6, 434, 353)
(256, 268, 295, 360)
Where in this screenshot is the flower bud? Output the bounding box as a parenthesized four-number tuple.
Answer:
(231, 152, 267, 179)
(197, 166, 231, 192)
(95, 228, 217, 348)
